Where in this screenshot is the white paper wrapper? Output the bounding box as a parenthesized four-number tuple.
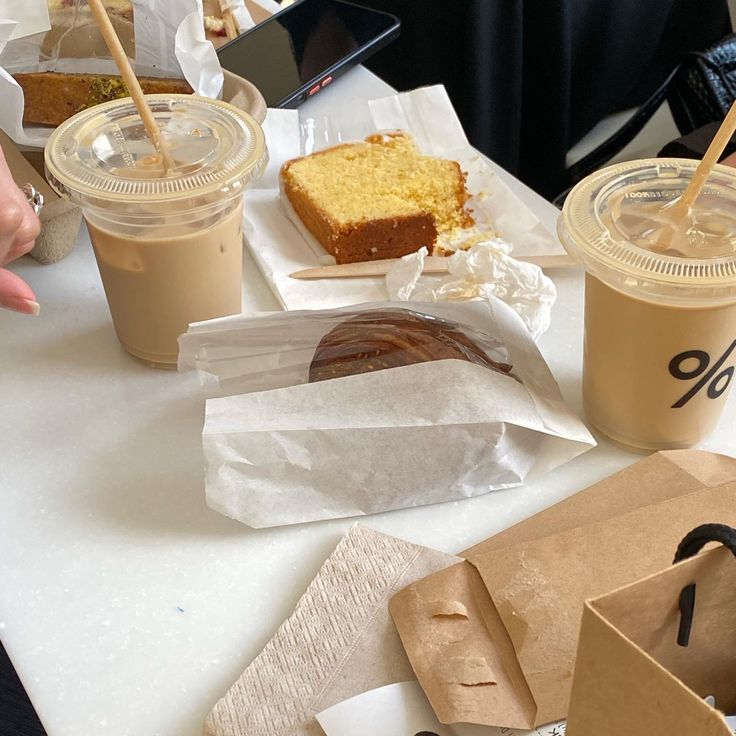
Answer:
(386, 242, 557, 339)
(0, 0, 49, 41)
(244, 85, 564, 312)
(0, 19, 17, 52)
(179, 299, 595, 529)
(0, 0, 227, 146)
(317, 682, 566, 736)
(174, 7, 223, 101)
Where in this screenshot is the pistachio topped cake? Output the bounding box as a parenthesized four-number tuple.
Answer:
(281, 132, 474, 264)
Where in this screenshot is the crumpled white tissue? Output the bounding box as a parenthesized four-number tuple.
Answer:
(386, 241, 557, 339)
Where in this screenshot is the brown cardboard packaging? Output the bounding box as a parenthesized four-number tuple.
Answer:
(567, 544, 736, 735)
(1, 129, 82, 264)
(389, 449, 736, 729)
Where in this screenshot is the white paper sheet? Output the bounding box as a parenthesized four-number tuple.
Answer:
(0, 18, 15, 52)
(243, 85, 565, 312)
(174, 7, 223, 100)
(180, 299, 595, 528)
(0, 0, 50, 41)
(316, 682, 566, 736)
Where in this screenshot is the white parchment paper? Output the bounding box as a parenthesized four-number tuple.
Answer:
(244, 85, 564, 312)
(179, 299, 595, 528)
(0, 0, 227, 146)
(0, 0, 49, 41)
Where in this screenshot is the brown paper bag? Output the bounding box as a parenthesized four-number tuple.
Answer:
(567, 526, 736, 735)
(389, 449, 736, 729)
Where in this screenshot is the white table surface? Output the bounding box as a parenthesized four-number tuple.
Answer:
(2, 65, 736, 736)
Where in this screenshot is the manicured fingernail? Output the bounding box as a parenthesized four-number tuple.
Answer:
(0, 297, 40, 315)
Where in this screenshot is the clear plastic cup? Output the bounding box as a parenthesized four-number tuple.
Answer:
(558, 158, 736, 450)
(45, 94, 267, 368)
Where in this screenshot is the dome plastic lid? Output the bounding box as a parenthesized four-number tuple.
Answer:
(45, 94, 268, 206)
(558, 158, 736, 304)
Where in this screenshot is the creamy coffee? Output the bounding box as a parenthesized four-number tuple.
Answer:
(45, 94, 267, 367)
(583, 273, 736, 449)
(559, 159, 736, 450)
(87, 200, 243, 365)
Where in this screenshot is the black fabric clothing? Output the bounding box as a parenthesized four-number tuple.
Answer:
(0, 643, 45, 736)
(358, 0, 730, 199)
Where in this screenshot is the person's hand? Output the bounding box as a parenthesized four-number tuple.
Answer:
(0, 144, 40, 315)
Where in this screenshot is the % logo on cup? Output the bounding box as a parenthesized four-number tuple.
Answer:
(669, 340, 736, 409)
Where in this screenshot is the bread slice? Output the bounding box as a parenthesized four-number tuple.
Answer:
(14, 72, 193, 126)
(281, 132, 473, 264)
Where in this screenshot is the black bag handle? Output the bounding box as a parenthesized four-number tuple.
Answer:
(674, 523, 736, 647)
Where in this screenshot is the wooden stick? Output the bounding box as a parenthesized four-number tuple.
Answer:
(87, 0, 175, 172)
(290, 253, 577, 280)
(672, 96, 736, 218)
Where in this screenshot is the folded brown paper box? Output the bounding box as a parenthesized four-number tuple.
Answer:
(566, 544, 736, 735)
(389, 449, 736, 729)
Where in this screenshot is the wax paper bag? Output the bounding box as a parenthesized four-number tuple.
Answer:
(178, 299, 595, 528)
(0, 0, 226, 146)
(389, 450, 736, 729)
(567, 527, 736, 736)
(204, 525, 461, 736)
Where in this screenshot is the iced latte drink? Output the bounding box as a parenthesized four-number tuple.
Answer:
(46, 95, 267, 367)
(558, 159, 736, 450)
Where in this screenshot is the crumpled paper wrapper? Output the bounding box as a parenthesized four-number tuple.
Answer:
(179, 299, 595, 528)
(243, 85, 564, 311)
(204, 525, 461, 736)
(0, 0, 234, 146)
(386, 242, 557, 339)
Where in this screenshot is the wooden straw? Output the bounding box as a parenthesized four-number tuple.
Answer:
(219, 0, 239, 40)
(87, 0, 175, 171)
(671, 96, 736, 219)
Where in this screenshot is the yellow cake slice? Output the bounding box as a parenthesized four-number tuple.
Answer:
(280, 132, 474, 264)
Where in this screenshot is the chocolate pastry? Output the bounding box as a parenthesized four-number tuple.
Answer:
(308, 309, 513, 383)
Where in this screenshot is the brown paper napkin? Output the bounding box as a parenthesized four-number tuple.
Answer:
(204, 525, 460, 736)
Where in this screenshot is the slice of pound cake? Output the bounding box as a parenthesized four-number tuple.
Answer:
(280, 132, 474, 264)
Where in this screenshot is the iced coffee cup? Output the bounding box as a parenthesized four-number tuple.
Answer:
(558, 158, 736, 450)
(45, 94, 267, 367)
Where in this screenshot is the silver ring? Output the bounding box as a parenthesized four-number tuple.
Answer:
(21, 183, 44, 216)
